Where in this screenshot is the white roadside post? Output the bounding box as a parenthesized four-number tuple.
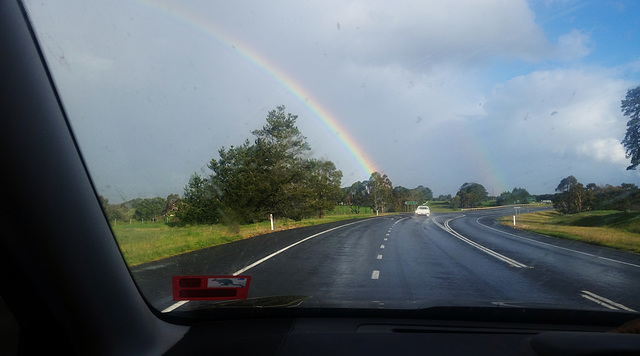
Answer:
(270, 214, 274, 230)
(513, 206, 521, 227)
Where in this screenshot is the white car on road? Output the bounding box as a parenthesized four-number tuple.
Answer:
(414, 205, 430, 217)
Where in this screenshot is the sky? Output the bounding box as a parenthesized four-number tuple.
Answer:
(24, 0, 640, 202)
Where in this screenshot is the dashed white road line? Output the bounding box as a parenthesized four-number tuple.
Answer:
(377, 254, 383, 259)
(371, 270, 380, 279)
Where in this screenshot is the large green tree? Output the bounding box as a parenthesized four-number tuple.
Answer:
(181, 106, 342, 224)
(299, 159, 343, 218)
(343, 181, 369, 213)
(412, 185, 433, 203)
(496, 191, 514, 206)
(511, 187, 531, 204)
(367, 172, 393, 213)
(132, 197, 166, 221)
(621, 86, 640, 170)
(556, 175, 578, 193)
(209, 140, 265, 223)
(455, 182, 488, 208)
(554, 182, 593, 214)
(176, 173, 222, 225)
(392, 185, 433, 211)
(497, 187, 531, 206)
(392, 186, 410, 212)
(553, 176, 595, 214)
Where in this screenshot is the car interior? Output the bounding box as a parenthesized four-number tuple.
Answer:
(2, 0, 640, 354)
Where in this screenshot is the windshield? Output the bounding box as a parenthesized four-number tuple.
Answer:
(23, 0, 640, 316)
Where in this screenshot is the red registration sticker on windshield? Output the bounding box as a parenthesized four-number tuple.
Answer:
(172, 276, 251, 301)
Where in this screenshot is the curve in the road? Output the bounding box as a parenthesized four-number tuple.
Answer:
(432, 216, 528, 268)
(474, 216, 640, 270)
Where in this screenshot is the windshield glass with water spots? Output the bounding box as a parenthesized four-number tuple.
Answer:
(23, 0, 640, 315)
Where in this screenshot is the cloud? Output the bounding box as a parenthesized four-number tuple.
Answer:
(464, 67, 635, 191)
(23, 0, 640, 200)
(553, 29, 593, 60)
(576, 138, 627, 164)
(330, 0, 550, 68)
(74, 52, 113, 71)
(484, 68, 627, 129)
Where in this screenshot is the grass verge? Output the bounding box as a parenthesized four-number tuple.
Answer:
(498, 210, 640, 253)
(113, 212, 384, 266)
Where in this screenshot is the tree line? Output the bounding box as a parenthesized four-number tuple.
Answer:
(98, 107, 437, 225)
(98, 195, 178, 223)
(553, 175, 640, 214)
(437, 183, 530, 209)
(173, 106, 434, 225)
(341, 175, 433, 214)
(101, 82, 640, 224)
(100, 174, 640, 225)
(440, 178, 640, 213)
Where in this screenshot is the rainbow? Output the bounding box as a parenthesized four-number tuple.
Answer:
(462, 121, 510, 195)
(138, 0, 379, 179)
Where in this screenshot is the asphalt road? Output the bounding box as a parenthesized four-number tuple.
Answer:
(131, 208, 640, 314)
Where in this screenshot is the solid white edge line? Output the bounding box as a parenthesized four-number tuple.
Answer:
(433, 216, 527, 268)
(581, 290, 637, 312)
(161, 300, 188, 313)
(581, 294, 618, 310)
(475, 217, 640, 269)
(444, 218, 528, 267)
(162, 218, 373, 313)
(469, 216, 639, 313)
(233, 219, 372, 275)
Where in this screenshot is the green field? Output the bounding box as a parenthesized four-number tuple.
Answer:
(499, 210, 640, 253)
(113, 210, 383, 266)
(424, 201, 459, 213)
